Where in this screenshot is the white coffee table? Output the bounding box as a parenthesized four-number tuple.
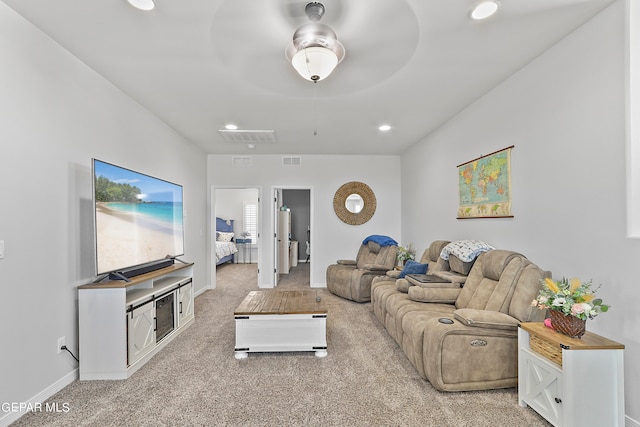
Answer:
(234, 290, 328, 359)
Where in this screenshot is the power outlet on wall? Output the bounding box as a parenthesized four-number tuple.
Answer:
(57, 336, 65, 354)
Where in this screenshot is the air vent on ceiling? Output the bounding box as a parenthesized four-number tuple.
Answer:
(232, 156, 252, 167)
(218, 130, 277, 143)
(282, 156, 302, 166)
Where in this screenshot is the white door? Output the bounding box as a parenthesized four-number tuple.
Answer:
(178, 281, 194, 326)
(127, 301, 155, 365)
(273, 188, 280, 286)
(278, 210, 291, 274)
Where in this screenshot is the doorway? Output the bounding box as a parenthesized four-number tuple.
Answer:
(213, 187, 260, 289)
(274, 187, 311, 287)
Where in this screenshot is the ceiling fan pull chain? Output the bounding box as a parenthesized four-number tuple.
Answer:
(313, 81, 318, 136)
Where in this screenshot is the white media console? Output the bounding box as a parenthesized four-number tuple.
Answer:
(78, 262, 194, 380)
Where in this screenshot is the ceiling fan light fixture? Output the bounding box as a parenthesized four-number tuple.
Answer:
(127, 0, 155, 11)
(291, 47, 339, 82)
(471, 1, 499, 20)
(285, 3, 345, 82)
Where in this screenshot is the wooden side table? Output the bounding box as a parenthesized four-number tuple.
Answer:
(518, 322, 625, 426)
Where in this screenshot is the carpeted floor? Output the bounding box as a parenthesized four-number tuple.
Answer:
(12, 262, 550, 426)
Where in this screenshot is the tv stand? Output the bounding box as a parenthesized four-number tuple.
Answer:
(78, 262, 194, 380)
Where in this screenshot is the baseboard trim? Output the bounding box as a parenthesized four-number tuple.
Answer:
(0, 369, 77, 427)
(195, 286, 208, 297)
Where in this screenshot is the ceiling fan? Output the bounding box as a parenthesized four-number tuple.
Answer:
(284, 2, 345, 82)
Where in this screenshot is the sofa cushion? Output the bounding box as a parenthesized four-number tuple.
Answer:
(428, 240, 450, 263)
(355, 242, 397, 271)
(449, 254, 475, 275)
(508, 263, 549, 322)
(455, 250, 525, 311)
(398, 260, 428, 278)
(362, 263, 394, 271)
(453, 308, 519, 331)
(481, 250, 522, 280)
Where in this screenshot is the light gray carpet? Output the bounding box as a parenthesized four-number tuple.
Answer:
(13, 262, 550, 426)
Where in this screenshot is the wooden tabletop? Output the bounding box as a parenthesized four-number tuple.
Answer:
(520, 322, 624, 350)
(234, 290, 327, 316)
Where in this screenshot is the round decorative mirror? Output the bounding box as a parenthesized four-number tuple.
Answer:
(333, 182, 376, 225)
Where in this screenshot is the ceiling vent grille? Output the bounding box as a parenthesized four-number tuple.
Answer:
(232, 156, 252, 167)
(282, 156, 302, 166)
(218, 130, 276, 143)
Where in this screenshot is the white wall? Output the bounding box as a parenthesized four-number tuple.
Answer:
(401, 1, 639, 422)
(208, 155, 401, 288)
(0, 3, 207, 424)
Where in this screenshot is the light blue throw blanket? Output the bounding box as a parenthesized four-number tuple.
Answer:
(440, 240, 494, 262)
(362, 235, 398, 247)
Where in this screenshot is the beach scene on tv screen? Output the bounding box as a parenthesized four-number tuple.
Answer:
(94, 160, 184, 275)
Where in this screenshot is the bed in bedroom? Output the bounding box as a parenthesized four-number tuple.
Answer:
(216, 217, 238, 265)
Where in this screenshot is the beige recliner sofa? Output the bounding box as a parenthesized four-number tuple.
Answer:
(326, 239, 398, 303)
(371, 245, 549, 391)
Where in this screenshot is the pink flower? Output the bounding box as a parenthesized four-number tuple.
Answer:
(571, 303, 585, 315)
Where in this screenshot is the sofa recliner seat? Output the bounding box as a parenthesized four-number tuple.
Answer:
(326, 239, 398, 302)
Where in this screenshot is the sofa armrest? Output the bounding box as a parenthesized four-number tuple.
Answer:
(408, 286, 461, 304)
(362, 263, 393, 271)
(336, 259, 357, 265)
(396, 278, 410, 293)
(453, 308, 519, 331)
(386, 269, 401, 279)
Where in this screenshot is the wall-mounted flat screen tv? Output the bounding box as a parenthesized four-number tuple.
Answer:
(92, 159, 184, 276)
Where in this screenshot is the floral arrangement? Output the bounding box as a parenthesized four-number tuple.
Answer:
(396, 243, 416, 264)
(531, 277, 610, 321)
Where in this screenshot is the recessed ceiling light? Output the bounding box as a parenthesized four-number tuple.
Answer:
(378, 124, 391, 132)
(247, 144, 256, 149)
(225, 124, 238, 130)
(471, 1, 499, 20)
(127, 0, 155, 11)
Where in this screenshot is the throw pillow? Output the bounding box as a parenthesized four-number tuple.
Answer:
(398, 260, 428, 279)
(217, 232, 234, 242)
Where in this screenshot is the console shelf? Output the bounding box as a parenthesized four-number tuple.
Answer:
(78, 262, 194, 380)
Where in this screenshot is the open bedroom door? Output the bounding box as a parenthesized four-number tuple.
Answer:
(273, 188, 281, 286)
